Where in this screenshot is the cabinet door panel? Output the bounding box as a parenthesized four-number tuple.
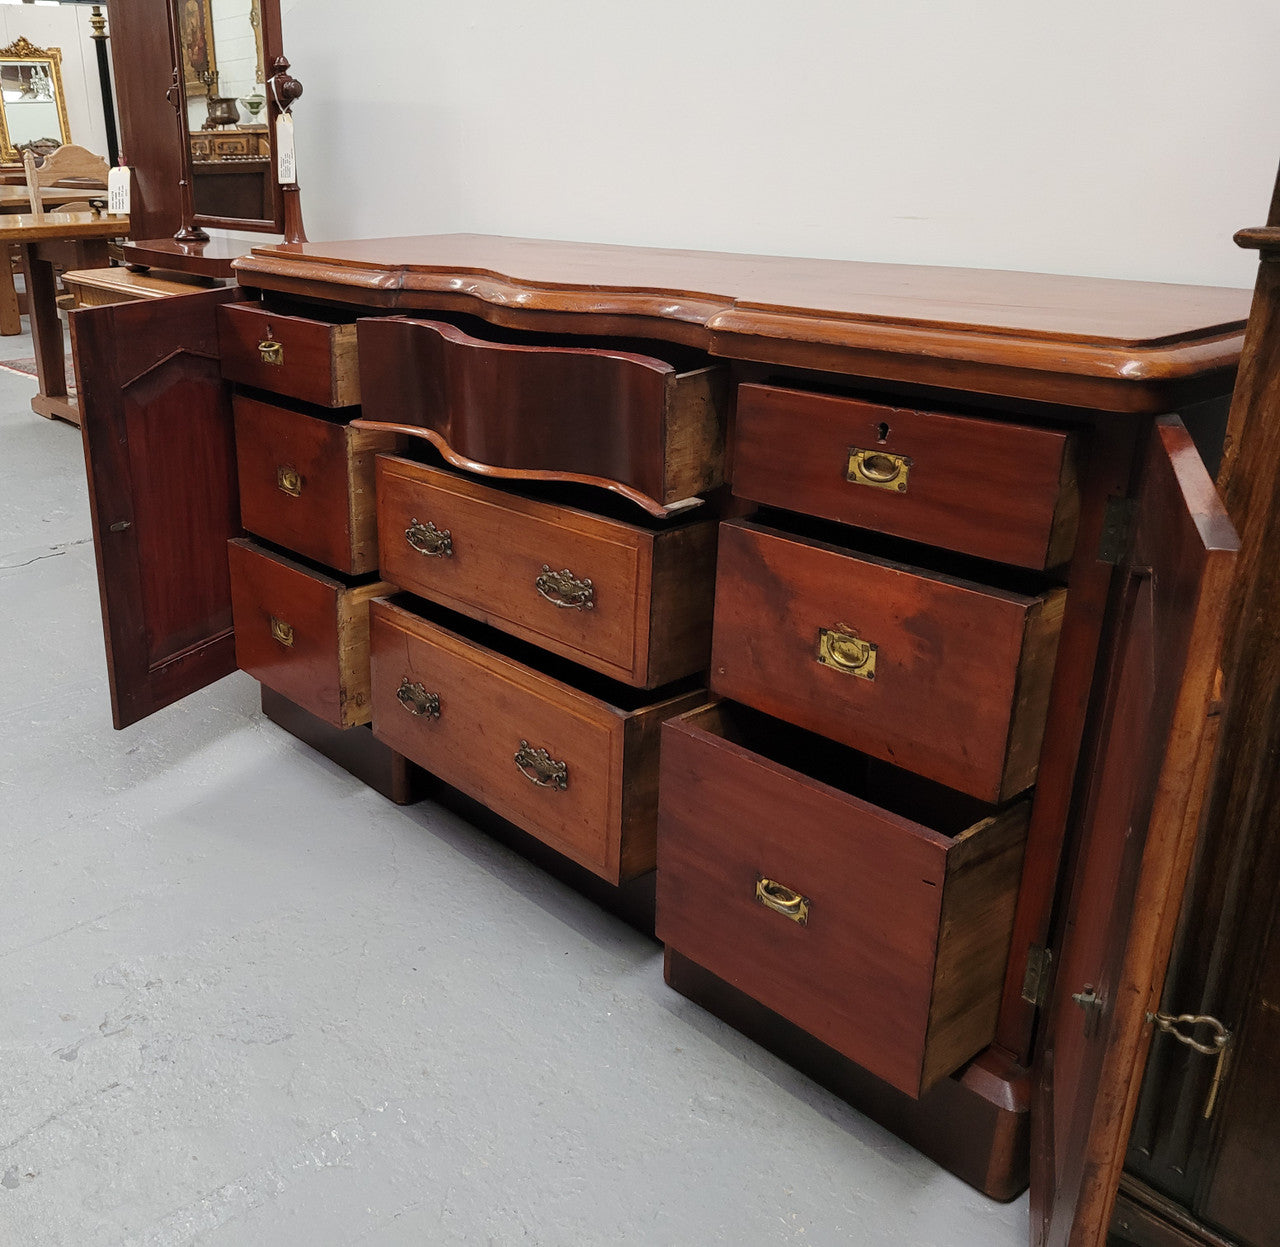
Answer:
(72, 286, 246, 728)
(1031, 417, 1238, 1247)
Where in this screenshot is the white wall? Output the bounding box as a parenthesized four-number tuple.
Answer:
(277, 0, 1280, 289)
(0, 5, 108, 158)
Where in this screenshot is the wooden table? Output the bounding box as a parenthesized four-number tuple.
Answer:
(0, 212, 128, 425)
(0, 187, 112, 335)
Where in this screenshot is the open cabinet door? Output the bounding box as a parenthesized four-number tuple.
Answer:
(73, 285, 247, 729)
(1031, 417, 1238, 1246)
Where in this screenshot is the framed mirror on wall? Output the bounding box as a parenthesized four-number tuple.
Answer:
(0, 37, 71, 161)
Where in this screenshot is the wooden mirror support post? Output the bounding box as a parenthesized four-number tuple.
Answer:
(165, 11, 207, 244)
(268, 55, 306, 245)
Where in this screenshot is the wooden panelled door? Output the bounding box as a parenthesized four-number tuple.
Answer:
(73, 286, 246, 728)
(1031, 417, 1238, 1247)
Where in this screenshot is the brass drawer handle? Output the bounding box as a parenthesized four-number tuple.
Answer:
(270, 616, 294, 647)
(406, 518, 453, 558)
(396, 677, 440, 718)
(276, 464, 303, 497)
(755, 876, 810, 925)
(817, 627, 877, 680)
(847, 447, 911, 492)
(535, 565, 595, 610)
(514, 740, 568, 790)
(258, 334, 284, 366)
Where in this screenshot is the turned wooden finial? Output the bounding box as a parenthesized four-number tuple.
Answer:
(267, 55, 307, 245)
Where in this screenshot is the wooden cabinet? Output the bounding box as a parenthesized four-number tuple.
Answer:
(70, 234, 1254, 1245)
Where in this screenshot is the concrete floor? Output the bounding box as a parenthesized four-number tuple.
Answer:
(0, 325, 1031, 1246)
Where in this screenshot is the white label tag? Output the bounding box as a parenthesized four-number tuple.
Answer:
(276, 113, 296, 185)
(107, 166, 131, 215)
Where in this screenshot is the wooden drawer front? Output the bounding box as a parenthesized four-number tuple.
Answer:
(228, 539, 392, 728)
(219, 303, 359, 407)
(376, 458, 717, 688)
(656, 703, 1029, 1097)
(357, 317, 726, 514)
(733, 384, 1079, 569)
(370, 599, 705, 882)
(711, 519, 1065, 803)
(235, 396, 398, 575)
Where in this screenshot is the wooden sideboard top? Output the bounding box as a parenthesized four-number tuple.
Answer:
(236, 233, 1253, 411)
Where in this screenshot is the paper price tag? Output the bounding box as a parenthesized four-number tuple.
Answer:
(276, 113, 296, 185)
(107, 166, 131, 215)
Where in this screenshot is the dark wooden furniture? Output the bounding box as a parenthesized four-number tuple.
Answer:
(69, 235, 1254, 1244)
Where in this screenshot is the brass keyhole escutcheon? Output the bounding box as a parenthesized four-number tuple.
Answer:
(755, 876, 810, 925)
(258, 331, 284, 366)
(846, 446, 912, 493)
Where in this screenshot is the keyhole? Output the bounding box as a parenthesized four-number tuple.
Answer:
(876, 422, 890, 443)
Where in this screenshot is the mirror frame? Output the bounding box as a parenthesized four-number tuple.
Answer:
(0, 37, 71, 163)
(180, 0, 286, 233)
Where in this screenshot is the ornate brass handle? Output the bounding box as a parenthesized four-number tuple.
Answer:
(816, 627, 877, 680)
(396, 677, 440, 718)
(513, 740, 568, 790)
(270, 616, 294, 647)
(258, 334, 284, 366)
(276, 465, 303, 497)
(535, 565, 595, 610)
(847, 447, 911, 493)
(755, 876, 810, 925)
(406, 519, 453, 558)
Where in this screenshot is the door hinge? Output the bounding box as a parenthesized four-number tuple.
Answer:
(1021, 943, 1053, 1008)
(1098, 496, 1136, 564)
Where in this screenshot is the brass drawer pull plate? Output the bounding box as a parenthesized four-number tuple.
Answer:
(535, 565, 595, 610)
(755, 876, 810, 925)
(847, 447, 911, 492)
(270, 616, 294, 647)
(396, 677, 440, 718)
(276, 464, 303, 497)
(514, 740, 568, 790)
(817, 627, 877, 680)
(406, 518, 453, 558)
(258, 328, 284, 366)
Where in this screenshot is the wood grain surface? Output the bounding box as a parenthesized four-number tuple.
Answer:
(219, 303, 360, 407)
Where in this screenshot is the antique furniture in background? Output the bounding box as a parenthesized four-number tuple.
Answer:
(0, 37, 70, 161)
(69, 236, 1254, 1245)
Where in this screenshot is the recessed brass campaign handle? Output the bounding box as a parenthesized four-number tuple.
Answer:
(406, 518, 453, 558)
(270, 616, 294, 647)
(847, 447, 911, 492)
(535, 565, 595, 610)
(514, 740, 568, 790)
(276, 464, 303, 497)
(817, 627, 877, 680)
(755, 877, 810, 925)
(396, 677, 440, 718)
(258, 335, 284, 366)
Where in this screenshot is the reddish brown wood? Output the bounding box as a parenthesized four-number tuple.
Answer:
(71, 285, 246, 728)
(710, 517, 1064, 803)
(218, 303, 360, 407)
(375, 457, 717, 688)
(238, 235, 1249, 412)
(732, 384, 1080, 569)
(259, 686, 424, 806)
(234, 396, 397, 575)
(1032, 419, 1238, 1247)
(368, 599, 705, 883)
(657, 701, 1028, 1096)
(357, 318, 726, 512)
(121, 237, 243, 278)
(664, 949, 1032, 1199)
(228, 539, 392, 728)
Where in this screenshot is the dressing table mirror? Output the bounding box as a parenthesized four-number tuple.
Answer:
(0, 38, 70, 161)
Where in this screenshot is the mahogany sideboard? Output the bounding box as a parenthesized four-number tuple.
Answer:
(69, 235, 1252, 1246)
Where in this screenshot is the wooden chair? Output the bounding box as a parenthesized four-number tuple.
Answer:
(22, 145, 110, 221)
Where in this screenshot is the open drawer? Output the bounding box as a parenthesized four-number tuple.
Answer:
(656, 701, 1029, 1098)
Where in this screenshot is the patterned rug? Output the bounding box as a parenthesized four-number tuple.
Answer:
(0, 357, 37, 378)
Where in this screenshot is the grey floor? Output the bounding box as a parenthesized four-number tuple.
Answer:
(0, 324, 1031, 1246)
